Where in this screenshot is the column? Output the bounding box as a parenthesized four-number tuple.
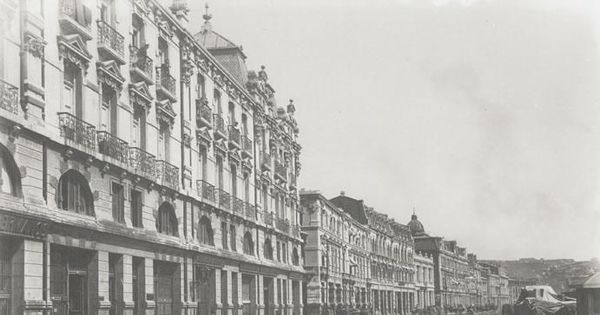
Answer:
(122, 255, 134, 314)
(298, 280, 304, 315)
(237, 272, 243, 315)
(215, 268, 222, 315)
(97, 251, 111, 315)
(145, 258, 156, 313)
(226, 270, 233, 315)
(13, 239, 48, 315)
(287, 278, 293, 315)
(258, 275, 265, 315)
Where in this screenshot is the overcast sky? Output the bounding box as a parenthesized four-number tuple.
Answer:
(188, 0, 600, 260)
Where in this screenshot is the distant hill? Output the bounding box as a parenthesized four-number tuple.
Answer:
(480, 258, 599, 293)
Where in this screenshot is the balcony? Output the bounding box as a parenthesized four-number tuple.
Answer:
(213, 114, 227, 139)
(275, 217, 290, 233)
(129, 45, 153, 84)
(274, 160, 287, 181)
(195, 98, 212, 128)
(58, 0, 92, 40)
(292, 225, 301, 238)
(0, 79, 19, 115)
(245, 202, 256, 221)
(264, 212, 274, 226)
(197, 180, 216, 202)
(97, 20, 125, 64)
(156, 160, 179, 191)
(58, 112, 96, 151)
(228, 126, 241, 149)
(241, 135, 253, 158)
(97, 131, 129, 164)
(129, 147, 155, 179)
(217, 188, 230, 210)
(261, 152, 272, 171)
(232, 197, 244, 215)
(156, 65, 177, 102)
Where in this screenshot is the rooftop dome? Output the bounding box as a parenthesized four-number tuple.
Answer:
(408, 213, 425, 236)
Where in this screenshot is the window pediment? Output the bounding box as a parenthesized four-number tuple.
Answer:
(129, 82, 153, 110)
(58, 34, 92, 70)
(97, 60, 125, 91)
(156, 99, 176, 127)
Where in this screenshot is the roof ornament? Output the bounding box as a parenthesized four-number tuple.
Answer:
(287, 99, 296, 116)
(201, 3, 213, 32)
(258, 65, 269, 82)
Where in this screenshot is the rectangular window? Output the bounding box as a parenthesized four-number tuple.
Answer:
(112, 182, 124, 223)
(214, 89, 221, 114)
(130, 190, 143, 227)
(199, 146, 207, 180)
(231, 165, 237, 198)
(221, 222, 228, 250)
(197, 74, 205, 99)
(230, 224, 236, 251)
(216, 157, 223, 189)
(132, 108, 146, 149)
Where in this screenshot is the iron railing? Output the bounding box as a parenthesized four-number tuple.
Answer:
(156, 65, 176, 97)
(261, 152, 272, 170)
(97, 20, 124, 57)
(197, 180, 215, 202)
(195, 98, 212, 127)
(276, 217, 290, 233)
(232, 197, 244, 214)
(228, 125, 241, 146)
(214, 114, 226, 136)
(129, 147, 155, 178)
(58, 112, 96, 150)
(274, 160, 287, 180)
(97, 131, 129, 164)
(0, 79, 19, 115)
(217, 188, 230, 210)
(245, 202, 256, 221)
(129, 45, 153, 79)
(59, 0, 92, 29)
(264, 212, 274, 226)
(242, 135, 253, 156)
(156, 160, 179, 191)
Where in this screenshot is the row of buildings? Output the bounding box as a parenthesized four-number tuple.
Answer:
(0, 0, 512, 314)
(299, 191, 511, 315)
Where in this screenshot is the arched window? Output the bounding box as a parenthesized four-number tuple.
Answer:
(156, 202, 178, 236)
(0, 144, 21, 196)
(56, 169, 94, 216)
(292, 247, 299, 266)
(243, 232, 254, 255)
(264, 238, 273, 260)
(198, 216, 214, 245)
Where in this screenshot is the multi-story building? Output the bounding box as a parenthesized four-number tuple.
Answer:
(414, 251, 435, 310)
(408, 214, 472, 309)
(299, 191, 370, 315)
(0, 0, 303, 314)
(331, 192, 416, 315)
(479, 263, 510, 306)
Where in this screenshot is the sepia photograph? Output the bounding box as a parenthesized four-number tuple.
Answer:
(0, 0, 598, 314)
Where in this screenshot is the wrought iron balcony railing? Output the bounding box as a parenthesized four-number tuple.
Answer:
(129, 147, 155, 179)
(228, 125, 241, 147)
(275, 217, 290, 233)
(197, 180, 215, 202)
(156, 160, 179, 191)
(261, 152, 272, 170)
(195, 98, 212, 127)
(274, 160, 287, 181)
(213, 114, 226, 138)
(129, 45, 153, 80)
(97, 131, 129, 164)
(97, 20, 124, 58)
(242, 135, 253, 156)
(264, 212, 274, 226)
(232, 197, 244, 215)
(245, 202, 256, 221)
(217, 188, 230, 210)
(58, 112, 96, 151)
(0, 79, 19, 115)
(156, 65, 176, 98)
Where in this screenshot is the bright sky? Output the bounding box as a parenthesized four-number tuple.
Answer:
(187, 0, 600, 260)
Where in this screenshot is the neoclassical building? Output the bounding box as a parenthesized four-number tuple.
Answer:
(0, 0, 303, 314)
(299, 191, 370, 315)
(414, 252, 435, 310)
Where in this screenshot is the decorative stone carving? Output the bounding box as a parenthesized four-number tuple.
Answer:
(97, 61, 125, 91)
(58, 34, 92, 72)
(129, 82, 153, 110)
(24, 32, 46, 59)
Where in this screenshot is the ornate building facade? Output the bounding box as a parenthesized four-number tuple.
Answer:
(414, 252, 435, 309)
(0, 0, 303, 314)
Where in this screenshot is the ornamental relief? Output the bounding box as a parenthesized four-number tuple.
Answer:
(24, 31, 46, 59)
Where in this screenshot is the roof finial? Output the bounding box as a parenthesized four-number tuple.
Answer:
(201, 3, 213, 32)
(413, 207, 416, 215)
